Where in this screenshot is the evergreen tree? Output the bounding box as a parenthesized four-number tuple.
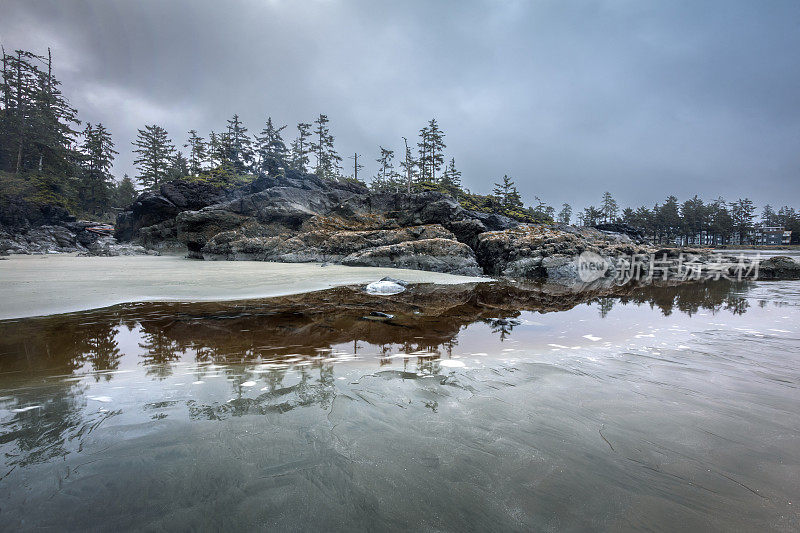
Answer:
(184, 130, 206, 176)
(601, 191, 619, 222)
(581, 205, 603, 226)
(761, 204, 776, 225)
(167, 150, 189, 181)
(492, 175, 523, 215)
(558, 203, 572, 224)
(440, 157, 462, 196)
(417, 119, 446, 182)
(255, 117, 288, 176)
(79, 122, 117, 214)
(113, 174, 138, 208)
(225, 114, 253, 173)
(310, 114, 342, 180)
(0, 47, 80, 176)
(132, 124, 175, 191)
(400, 136, 416, 193)
(730, 198, 756, 244)
(290, 122, 312, 173)
(349, 152, 364, 181)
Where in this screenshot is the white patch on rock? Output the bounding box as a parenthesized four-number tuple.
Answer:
(365, 280, 406, 295)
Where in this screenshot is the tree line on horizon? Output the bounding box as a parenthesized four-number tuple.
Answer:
(1, 46, 797, 243)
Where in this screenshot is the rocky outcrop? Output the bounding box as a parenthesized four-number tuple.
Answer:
(757, 256, 800, 280)
(341, 238, 482, 275)
(474, 225, 648, 279)
(114, 180, 234, 242)
(112, 173, 799, 284)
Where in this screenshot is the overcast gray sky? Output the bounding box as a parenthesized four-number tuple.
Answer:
(2, 0, 799, 210)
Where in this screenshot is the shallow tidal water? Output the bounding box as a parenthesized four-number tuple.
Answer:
(1, 280, 799, 531)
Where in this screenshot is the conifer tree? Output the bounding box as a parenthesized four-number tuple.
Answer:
(225, 114, 253, 173)
(601, 192, 619, 222)
(132, 124, 175, 191)
(255, 117, 288, 176)
(440, 157, 462, 195)
(492, 175, 522, 214)
(79, 122, 117, 213)
(290, 122, 312, 172)
(400, 137, 416, 193)
(310, 114, 342, 180)
(184, 130, 206, 176)
(0, 47, 79, 176)
(558, 203, 572, 224)
(416, 119, 446, 182)
(113, 174, 138, 208)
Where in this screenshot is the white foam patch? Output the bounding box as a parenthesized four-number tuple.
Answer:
(439, 360, 466, 368)
(88, 396, 112, 403)
(583, 334, 602, 342)
(241, 381, 256, 387)
(635, 334, 655, 338)
(11, 405, 41, 413)
(769, 329, 790, 333)
(192, 381, 204, 385)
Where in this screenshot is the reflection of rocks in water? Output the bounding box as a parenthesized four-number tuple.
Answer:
(0, 279, 755, 376)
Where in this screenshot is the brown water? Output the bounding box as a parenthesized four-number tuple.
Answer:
(1, 280, 799, 531)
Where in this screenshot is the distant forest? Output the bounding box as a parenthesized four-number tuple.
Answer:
(1, 47, 798, 244)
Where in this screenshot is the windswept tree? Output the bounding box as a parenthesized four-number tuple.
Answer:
(255, 117, 288, 176)
(184, 130, 206, 176)
(310, 114, 342, 180)
(558, 203, 572, 224)
(290, 122, 312, 173)
(376, 146, 395, 182)
(132, 124, 175, 190)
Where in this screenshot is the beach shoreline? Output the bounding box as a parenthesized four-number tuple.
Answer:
(0, 254, 488, 320)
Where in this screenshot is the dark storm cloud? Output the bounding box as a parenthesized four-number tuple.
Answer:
(2, 0, 799, 210)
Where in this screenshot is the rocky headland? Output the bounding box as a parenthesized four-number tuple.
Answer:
(3, 171, 798, 285)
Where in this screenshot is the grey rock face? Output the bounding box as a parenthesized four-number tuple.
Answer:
(757, 255, 800, 279)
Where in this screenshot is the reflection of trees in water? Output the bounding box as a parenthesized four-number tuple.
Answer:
(617, 281, 750, 317)
(139, 330, 186, 379)
(0, 383, 119, 474)
(186, 363, 337, 420)
(596, 298, 615, 318)
(78, 326, 122, 380)
(485, 316, 522, 341)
